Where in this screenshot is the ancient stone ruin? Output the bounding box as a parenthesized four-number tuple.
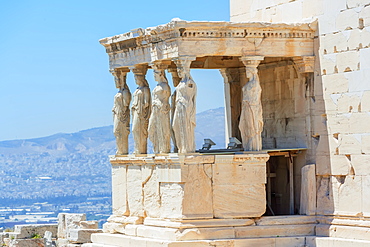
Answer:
(85, 0, 370, 243)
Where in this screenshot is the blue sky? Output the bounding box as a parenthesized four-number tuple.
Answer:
(0, 0, 230, 141)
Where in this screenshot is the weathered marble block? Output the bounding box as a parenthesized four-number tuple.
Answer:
(108, 153, 269, 227)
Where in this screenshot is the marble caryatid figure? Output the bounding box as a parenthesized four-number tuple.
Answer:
(148, 63, 171, 153)
(112, 70, 131, 155)
(168, 68, 181, 153)
(239, 67, 263, 151)
(172, 57, 197, 153)
(131, 66, 151, 154)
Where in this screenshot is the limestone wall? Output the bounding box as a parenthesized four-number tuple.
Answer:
(260, 59, 308, 149)
(105, 153, 269, 238)
(231, 0, 370, 218)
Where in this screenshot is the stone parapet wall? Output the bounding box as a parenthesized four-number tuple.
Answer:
(106, 153, 269, 239)
(109, 153, 269, 219)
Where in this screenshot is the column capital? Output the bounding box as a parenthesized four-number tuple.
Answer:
(111, 68, 130, 89)
(110, 67, 130, 76)
(292, 56, 315, 73)
(172, 56, 197, 63)
(219, 68, 240, 84)
(129, 64, 148, 76)
(150, 61, 169, 71)
(239, 56, 264, 68)
(172, 56, 196, 69)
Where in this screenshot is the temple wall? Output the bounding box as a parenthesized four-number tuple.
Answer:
(231, 0, 370, 238)
(259, 61, 311, 214)
(260, 61, 308, 149)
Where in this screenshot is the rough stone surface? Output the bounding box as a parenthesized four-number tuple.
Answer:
(68, 229, 103, 244)
(13, 224, 58, 239)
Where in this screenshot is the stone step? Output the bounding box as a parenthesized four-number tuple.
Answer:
(89, 234, 311, 247)
(306, 237, 370, 247)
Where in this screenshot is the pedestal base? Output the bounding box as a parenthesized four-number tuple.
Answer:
(85, 216, 317, 246)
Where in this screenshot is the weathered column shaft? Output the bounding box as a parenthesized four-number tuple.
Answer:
(239, 56, 264, 151)
(168, 68, 181, 153)
(172, 56, 197, 153)
(111, 68, 131, 155)
(130, 64, 151, 154)
(220, 68, 243, 145)
(148, 61, 171, 154)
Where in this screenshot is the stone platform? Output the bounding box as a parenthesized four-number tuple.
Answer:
(108, 153, 269, 224)
(86, 215, 317, 247)
(83, 153, 370, 246)
(89, 153, 274, 246)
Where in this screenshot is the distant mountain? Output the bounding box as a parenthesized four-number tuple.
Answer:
(0, 107, 225, 155)
(0, 108, 225, 202)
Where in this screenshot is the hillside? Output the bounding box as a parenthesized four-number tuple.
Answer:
(0, 107, 225, 203)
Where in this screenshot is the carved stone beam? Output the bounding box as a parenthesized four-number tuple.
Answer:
(172, 56, 196, 73)
(292, 56, 315, 74)
(111, 68, 130, 89)
(130, 64, 148, 77)
(240, 56, 264, 69)
(150, 61, 169, 74)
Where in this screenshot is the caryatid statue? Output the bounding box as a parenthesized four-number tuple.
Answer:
(112, 69, 131, 155)
(239, 56, 264, 151)
(148, 63, 171, 154)
(168, 68, 181, 153)
(172, 57, 197, 153)
(131, 65, 151, 154)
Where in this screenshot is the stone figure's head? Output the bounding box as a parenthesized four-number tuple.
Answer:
(176, 66, 190, 80)
(245, 67, 257, 81)
(173, 57, 193, 80)
(153, 69, 167, 83)
(134, 74, 145, 86)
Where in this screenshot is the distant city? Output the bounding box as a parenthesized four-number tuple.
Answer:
(0, 107, 225, 229)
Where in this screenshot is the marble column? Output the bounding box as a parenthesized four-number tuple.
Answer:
(148, 62, 171, 154)
(172, 56, 197, 153)
(220, 68, 243, 145)
(130, 64, 151, 154)
(111, 68, 131, 155)
(168, 68, 181, 153)
(239, 56, 264, 151)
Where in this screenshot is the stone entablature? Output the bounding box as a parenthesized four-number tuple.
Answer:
(99, 20, 316, 69)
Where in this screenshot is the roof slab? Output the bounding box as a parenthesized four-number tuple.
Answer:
(99, 20, 316, 70)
